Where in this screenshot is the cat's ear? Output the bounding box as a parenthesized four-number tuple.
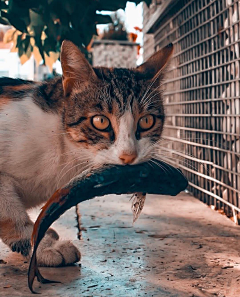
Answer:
(136, 43, 173, 81)
(60, 40, 98, 96)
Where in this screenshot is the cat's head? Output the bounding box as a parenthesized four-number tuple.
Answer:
(60, 40, 173, 167)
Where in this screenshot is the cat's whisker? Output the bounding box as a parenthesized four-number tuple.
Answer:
(146, 160, 155, 169)
(150, 156, 184, 175)
(71, 161, 94, 179)
(142, 88, 162, 107)
(60, 162, 94, 188)
(152, 153, 200, 173)
(154, 157, 176, 173)
(59, 154, 90, 169)
(59, 148, 90, 158)
(58, 156, 89, 181)
(57, 157, 81, 185)
(161, 157, 200, 173)
(57, 159, 91, 188)
(156, 147, 210, 173)
(139, 145, 156, 161)
(50, 131, 72, 136)
(95, 151, 116, 165)
(149, 158, 170, 175)
(59, 150, 77, 158)
(143, 99, 161, 109)
(143, 96, 165, 108)
(141, 85, 161, 105)
(152, 151, 196, 169)
(140, 67, 164, 103)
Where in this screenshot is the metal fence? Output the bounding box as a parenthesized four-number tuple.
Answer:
(153, 0, 240, 222)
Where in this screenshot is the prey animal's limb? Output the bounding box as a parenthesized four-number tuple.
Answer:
(130, 192, 146, 223)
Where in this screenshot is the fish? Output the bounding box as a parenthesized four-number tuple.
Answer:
(28, 160, 188, 293)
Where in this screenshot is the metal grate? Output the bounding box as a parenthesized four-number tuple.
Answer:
(153, 0, 240, 222)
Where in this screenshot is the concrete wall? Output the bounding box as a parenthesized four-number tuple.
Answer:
(92, 40, 138, 68)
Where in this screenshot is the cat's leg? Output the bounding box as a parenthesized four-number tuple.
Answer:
(37, 237, 81, 267)
(0, 173, 33, 256)
(0, 174, 80, 266)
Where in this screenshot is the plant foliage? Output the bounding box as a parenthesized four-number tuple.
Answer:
(0, 0, 151, 62)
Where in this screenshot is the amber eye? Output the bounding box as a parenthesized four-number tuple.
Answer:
(92, 115, 110, 131)
(138, 115, 155, 131)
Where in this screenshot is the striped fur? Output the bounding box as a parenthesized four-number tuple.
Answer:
(0, 40, 173, 265)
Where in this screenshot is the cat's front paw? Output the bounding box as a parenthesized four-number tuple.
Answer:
(37, 240, 81, 267)
(10, 238, 31, 257)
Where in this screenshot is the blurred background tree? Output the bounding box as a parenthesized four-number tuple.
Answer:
(0, 0, 150, 66)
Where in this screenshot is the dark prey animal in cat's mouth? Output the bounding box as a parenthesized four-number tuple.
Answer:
(28, 159, 188, 293)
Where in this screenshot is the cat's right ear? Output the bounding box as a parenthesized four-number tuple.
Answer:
(60, 40, 98, 97)
(136, 43, 173, 82)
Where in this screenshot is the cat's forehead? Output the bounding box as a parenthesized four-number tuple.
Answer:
(94, 67, 139, 82)
(94, 67, 144, 95)
(68, 67, 163, 118)
(93, 67, 148, 113)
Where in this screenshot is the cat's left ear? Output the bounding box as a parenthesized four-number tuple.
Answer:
(136, 43, 173, 81)
(61, 40, 98, 96)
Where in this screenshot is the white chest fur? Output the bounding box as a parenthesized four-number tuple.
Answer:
(0, 98, 84, 208)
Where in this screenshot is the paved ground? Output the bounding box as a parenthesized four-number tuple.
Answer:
(1, 192, 240, 297)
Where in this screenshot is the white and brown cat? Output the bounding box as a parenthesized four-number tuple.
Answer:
(0, 40, 173, 266)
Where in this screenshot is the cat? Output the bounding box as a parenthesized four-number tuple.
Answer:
(0, 40, 173, 267)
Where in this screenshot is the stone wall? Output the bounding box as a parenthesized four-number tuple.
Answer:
(92, 40, 139, 68)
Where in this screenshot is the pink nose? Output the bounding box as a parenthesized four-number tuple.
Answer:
(119, 153, 137, 164)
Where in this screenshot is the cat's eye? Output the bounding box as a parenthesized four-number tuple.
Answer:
(138, 115, 155, 131)
(92, 115, 110, 131)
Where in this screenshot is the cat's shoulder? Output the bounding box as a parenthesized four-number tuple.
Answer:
(0, 77, 35, 87)
(0, 77, 37, 102)
(0, 77, 63, 112)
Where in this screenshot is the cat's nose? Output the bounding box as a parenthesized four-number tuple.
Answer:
(119, 152, 137, 164)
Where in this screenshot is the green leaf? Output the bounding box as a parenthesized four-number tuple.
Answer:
(34, 33, 45, 63)
(0, 16, 10, 25)
(16, 34, 23, 48)
(22, 36, 30, 52)
(62, 0, 77, 15)
(95, 14, 112, 24)
(16, 34, 25, 57)
(96, 0, 129, 11)
(18, 43, 25, 57)
(97, 0, 151, 11)
(13, 0, 40, 9)
(5, 13, 28, 32)
(43, 37, 57, 55)
(29, 10, 44, 27)
(8, 0, 30, 25)
(0, 1, 8, 9)
(0, 10, 10, 25)
(0, 0, 153, 64)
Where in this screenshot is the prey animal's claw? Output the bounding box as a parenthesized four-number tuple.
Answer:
(130, 192, 146, 223)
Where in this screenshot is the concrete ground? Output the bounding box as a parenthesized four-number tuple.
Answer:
(1, 192, 240, 297)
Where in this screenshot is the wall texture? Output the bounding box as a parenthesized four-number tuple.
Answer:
(92, 40, 139, 68)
